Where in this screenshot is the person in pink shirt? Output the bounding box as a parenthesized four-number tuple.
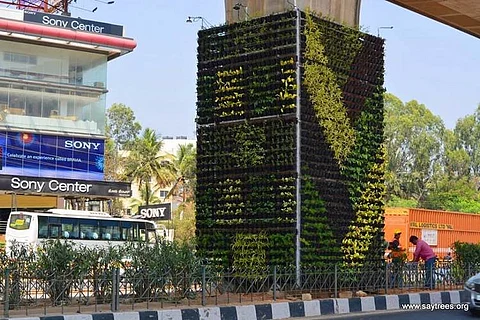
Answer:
(409, 235, 437, 289)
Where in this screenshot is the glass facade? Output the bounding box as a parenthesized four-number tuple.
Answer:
(0, 39, 107, 136)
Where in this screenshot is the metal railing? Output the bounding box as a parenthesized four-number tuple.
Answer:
(0, 261, 477, 318)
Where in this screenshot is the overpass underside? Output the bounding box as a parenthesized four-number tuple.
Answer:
(387, 0, 480, 39)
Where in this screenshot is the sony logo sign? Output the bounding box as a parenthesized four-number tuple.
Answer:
(65, 140, 101, 150)
(140, 207, 166, 219)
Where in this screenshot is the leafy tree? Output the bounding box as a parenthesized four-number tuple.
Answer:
(172, 202, 196, 243)
(103, 138, 118, 181)
(423, 127, 479, 212)
(387, 195, 418, 208)
(442, 129, 471, 179)
(106, 103, 142, 151)
(454, 105, 480, 178)
(121, 128, 176, 206)
(423, 176, 480, 212)
(384, 93, 409, 200)
(384, 95, 480, 212)
(384, 93, 445, 206)
(104, 104, 142, 181)
(423, 106, 480, 212)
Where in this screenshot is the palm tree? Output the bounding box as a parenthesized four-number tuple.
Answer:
(122, 128, 176, 206)
(166, 143, 196, 202)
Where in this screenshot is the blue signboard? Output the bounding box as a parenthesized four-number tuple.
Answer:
(0, 131, 104, 180)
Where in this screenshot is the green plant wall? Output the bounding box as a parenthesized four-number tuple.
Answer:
(301, 12, 386, 269)
(195, 10, 385, 270)
(232, 232, 269, 279)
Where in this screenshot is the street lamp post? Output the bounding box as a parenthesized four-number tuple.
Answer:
(377, 26, 393, 37)
(186, 16, 213, 30)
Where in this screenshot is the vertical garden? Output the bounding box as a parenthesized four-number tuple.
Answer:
(195, 10, 386, 271)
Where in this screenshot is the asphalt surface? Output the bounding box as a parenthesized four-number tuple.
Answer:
(303, 308, 476, 319)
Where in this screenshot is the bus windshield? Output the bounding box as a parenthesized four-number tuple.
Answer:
(9, 213, 32, 230)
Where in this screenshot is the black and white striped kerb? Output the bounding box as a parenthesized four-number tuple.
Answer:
(8, 290, 469, 320)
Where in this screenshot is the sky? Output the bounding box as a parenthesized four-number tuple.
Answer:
(66, 0, 480, 139)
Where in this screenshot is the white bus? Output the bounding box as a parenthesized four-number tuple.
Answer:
(5, 209, 158, 251)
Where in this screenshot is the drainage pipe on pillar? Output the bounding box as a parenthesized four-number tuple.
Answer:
(294, 1, 302, 287)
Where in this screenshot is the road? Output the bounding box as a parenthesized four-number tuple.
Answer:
(302, 309, 476, 319)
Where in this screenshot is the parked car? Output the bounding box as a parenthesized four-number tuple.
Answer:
(464, 273, 480, 315)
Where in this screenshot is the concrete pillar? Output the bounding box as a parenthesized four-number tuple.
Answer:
(225, 0, 361, 27)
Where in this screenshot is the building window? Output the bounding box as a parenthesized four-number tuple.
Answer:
(159, 190, 168, 199)
(4, 52, 37, 65)
(0, 81, 106, 135)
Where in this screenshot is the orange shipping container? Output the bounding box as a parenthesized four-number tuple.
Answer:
(384, 207, 409, 253)
(385, 207, 480, 260)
